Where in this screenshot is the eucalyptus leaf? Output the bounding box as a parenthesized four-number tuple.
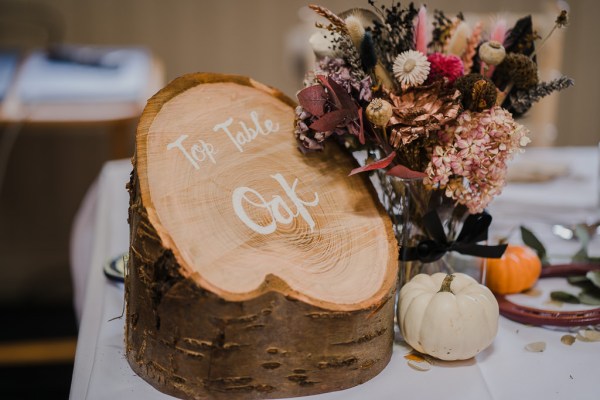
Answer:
(567, 275, 591, 286)
(574, 224, 591, 244)
(586, 270, 600, 289)
(520, 226, 548, 265)
(571, 225, 590, 262)
(550, 291, 580, 304)
(578, 289, 600, 306)
(572, 248, 589, 263)
(566, 275, 596, 291)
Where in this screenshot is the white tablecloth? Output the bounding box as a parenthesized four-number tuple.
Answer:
(70, 147, 600, 400)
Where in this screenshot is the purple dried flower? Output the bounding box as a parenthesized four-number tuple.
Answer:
(317, 57, 373, 102)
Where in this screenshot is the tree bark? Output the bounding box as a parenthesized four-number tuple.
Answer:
(126, 73, 398, 399)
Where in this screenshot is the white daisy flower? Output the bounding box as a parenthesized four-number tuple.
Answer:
(392, 50, 430, 87)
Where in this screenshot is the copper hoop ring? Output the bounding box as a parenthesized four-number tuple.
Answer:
(496, 263, 600, 327)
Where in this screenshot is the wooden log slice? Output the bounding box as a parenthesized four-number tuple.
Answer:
(126, 73, 398, 400)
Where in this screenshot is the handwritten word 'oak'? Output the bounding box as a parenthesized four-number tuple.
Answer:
(232, 173, 319, 235)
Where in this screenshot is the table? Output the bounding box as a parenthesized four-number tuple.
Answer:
(70, 147, 600, 400)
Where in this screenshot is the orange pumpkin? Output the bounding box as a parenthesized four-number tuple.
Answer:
(486, 245, 542, 295)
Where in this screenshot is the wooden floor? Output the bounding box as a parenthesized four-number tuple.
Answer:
(0, 337, 77, 365)
(0, 304, 77, 399)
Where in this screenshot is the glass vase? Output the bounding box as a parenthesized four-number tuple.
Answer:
(372, 169, 486, 288)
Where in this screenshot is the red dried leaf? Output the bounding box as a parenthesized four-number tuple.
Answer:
(297, 85, 327, 116)
(349, 151, 396, 176)
(309, 109, 354, 132)
(357, 107, 365, 145)
(317, 75, 357, 111)
(386, 164, 427, 179)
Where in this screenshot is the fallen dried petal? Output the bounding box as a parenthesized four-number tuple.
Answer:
(404, 352, 427, 362)
(407, 358, 431, 371)
(576, 329, 600, 342)
(523, 288, 542, 297)
(525, 341, 546, 352)
(560, 335, 576, 346)
(543, 299, 563, 308)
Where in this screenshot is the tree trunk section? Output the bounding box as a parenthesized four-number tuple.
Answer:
(126, 73, 397, 399)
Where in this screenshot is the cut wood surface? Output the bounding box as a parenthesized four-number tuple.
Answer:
(126, 73, 398, 400)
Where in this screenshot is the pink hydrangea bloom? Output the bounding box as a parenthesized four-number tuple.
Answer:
(425, 107, 530, 213)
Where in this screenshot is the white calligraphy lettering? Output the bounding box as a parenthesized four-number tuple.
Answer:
(232, 173, 319, 234)
(214, 111, 279, 153)
(167, 134, 217, 169)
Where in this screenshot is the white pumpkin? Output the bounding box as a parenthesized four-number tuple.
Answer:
(398, 273, 499, 361)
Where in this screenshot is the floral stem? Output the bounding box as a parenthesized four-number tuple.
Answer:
(441, 256, 455, 275)
(531, 10, 568, 59)
(381, 126, 388, 146)
(530, 25, 557, 60)
(529, 25, 556, 60)
(479, 61, 488, 76)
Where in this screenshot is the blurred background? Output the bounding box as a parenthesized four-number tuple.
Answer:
(0, 0, 598, 398)
(11, 0, 593, 144)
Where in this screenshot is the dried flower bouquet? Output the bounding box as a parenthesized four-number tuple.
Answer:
(295, 2, 573, 215)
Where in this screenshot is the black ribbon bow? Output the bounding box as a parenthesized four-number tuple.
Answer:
(400, 210, 508, 263)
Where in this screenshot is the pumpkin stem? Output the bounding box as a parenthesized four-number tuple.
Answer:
(438, 274, 455, 293)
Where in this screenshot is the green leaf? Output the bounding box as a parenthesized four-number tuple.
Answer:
(550, 291, 580, 304)
(572, 250, 589, 262)
(578, 288, 600, 306)
(586, 270, 600, 289)
(567, 275, 589, 285)
(567, 275, 595, 289)
(520, 226, 548, 265)
(574, 224, 591, 243)
(571, 225, 590, 262)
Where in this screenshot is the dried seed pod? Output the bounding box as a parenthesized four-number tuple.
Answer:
(494, 53, 539, 89)
(479, 41, 507, 66)
(455, 73, 497, 111)
(366, 98, 394, 127)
